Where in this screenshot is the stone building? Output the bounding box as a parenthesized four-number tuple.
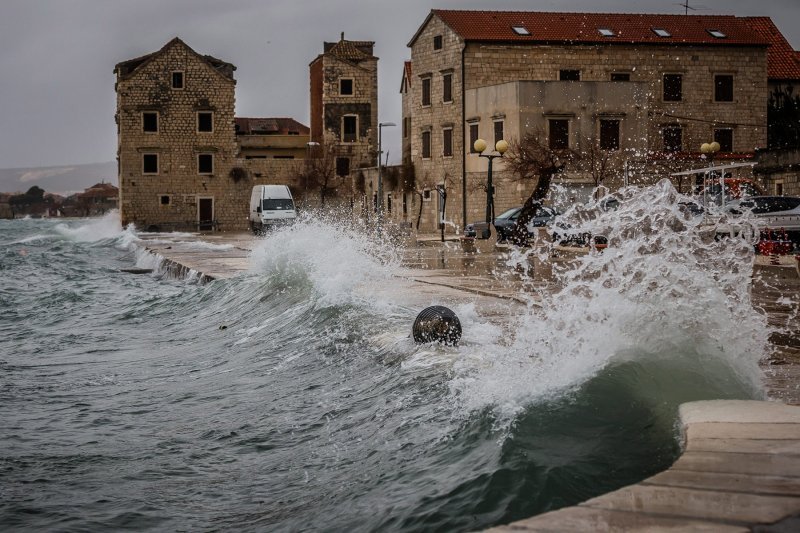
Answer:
(115, 38, 240, 230)
(397, 10, 798, 233)
(115, 38, 311, 231)
(309, 34, 378, 188)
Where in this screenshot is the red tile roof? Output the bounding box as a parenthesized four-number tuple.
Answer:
(419, 10, 770, 47)
(742, 17, 800, 80)
(235, 117, 309, 135)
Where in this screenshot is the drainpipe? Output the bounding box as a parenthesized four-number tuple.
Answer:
(461, 45, 467, 230)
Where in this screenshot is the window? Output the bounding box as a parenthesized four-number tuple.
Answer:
(198, 153, 213, 174)
(442, 73, 452, 103)
(342, 115, 357, 142)
(560, 69, 580, 81)
(142, 153, 158, 174)
(469, 123, 479, 153)
(653, 28, 672, 37)
(421, 130, 431, 159)
(611, 72, 630, 81)
(443, 128, 453, 157)
(494, 120, 504, 144)
(142, 112, 158, 133)
(403, 116, 409, 138)
(421, 77, 431, 106)
(663, 127, 682, 152)
(197, 112, 213, 132)
(433, 35, 443, 50)
(598, 28, 615, 37)
(387, 193, 392, 213)
(775, 181, 784, 196)
(707, 29, 727, 39)
(549, 119, 569, 149)
(714, 75, 734, 102)
(160, 195, 171, 206)
(171, 71, 184, 89)
(336, 157, 350, 177)
(512, 26, 530, 35)
(663, 74, 682, 101)
(714, 128, 733, 152)
(423, 189, 432, 201)
(340, 78, 353, 96)
(600, 119, 620, 151)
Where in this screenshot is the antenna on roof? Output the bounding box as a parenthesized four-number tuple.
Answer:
(675, 1, 708, 15)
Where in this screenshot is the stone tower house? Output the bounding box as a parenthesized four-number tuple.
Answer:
(309, 34, 378, 179)
(115, 38, 242, 230)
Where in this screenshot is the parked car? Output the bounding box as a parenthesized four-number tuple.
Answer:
(725, 196, 800, 248)
(464, 205, 559, 240)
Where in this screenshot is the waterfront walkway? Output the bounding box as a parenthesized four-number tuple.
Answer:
(132, 231, 800, 531)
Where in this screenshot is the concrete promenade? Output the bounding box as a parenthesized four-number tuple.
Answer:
(132, 231, 800, 531)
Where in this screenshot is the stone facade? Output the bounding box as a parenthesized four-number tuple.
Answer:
(399, 11, 773, 233)
(756, 148, 800, 196)
(309, 35, 378, 177)
(115, 38, 241, 231)
(115, 39, 313, 231)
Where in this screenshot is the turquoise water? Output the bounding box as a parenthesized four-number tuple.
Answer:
(0, 189, 767, 531)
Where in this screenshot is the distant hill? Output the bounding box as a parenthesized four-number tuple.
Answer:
(0, 162, 117, 196)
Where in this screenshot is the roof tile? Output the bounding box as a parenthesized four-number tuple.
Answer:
(431, 10, 770, 47)
(742, 17, 800, 80)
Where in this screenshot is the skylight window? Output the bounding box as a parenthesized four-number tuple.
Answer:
(512, 26, 530, 36)
(707, 29, 727, 38)
(653, 28, 671, 37)
(598, 28, 615, 37)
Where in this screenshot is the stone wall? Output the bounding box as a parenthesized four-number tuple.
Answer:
(756, 147, 800, 196)
(408, 15, 466, 233)
(407, 12, 770, 232)
(321, 54, 378, 171)
(463, 42, 767, 155)
(116, 40, 240, 231)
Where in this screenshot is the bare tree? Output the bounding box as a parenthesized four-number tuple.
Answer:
(503, 130, 573, 245)
(292, 143, 345, 207)
(580, 136, 616, 198)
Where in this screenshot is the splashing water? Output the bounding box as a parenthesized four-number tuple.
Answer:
(52, 210, 135, 244)
(451, 180, 768, 422)
(0, 186, 777, 532)
(249, 217, 400, 308)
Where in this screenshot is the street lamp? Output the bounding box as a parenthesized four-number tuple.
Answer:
(700, 141, 721, 206)
(377, 122, 396, 229)
(473, 138, 508, 239)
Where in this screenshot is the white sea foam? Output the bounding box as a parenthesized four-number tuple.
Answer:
(249, 216, 399, 307)
(53, 210, 133, 243)
(450, 180, 770, 421)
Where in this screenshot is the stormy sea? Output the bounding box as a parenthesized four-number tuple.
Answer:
(0, 182, 769, 531)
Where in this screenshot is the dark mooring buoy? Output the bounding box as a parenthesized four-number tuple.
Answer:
(413, 306, 462, 346)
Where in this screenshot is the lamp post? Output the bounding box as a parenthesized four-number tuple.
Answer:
(473, 138, 508, 239)
(700, 141, 721, 206)
(376, 122, 396, 230)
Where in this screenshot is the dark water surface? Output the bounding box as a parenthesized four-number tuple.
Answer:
(1, 210, 765, 532)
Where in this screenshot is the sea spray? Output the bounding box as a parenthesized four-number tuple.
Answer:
(450, 180, 769, 423)
(249, 216, 400, 308)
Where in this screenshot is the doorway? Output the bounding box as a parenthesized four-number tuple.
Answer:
(197, 197, 214, 230)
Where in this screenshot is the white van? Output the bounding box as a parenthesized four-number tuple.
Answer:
(249, 185, 297, 233)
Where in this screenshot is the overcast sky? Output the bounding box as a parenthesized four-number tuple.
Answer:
(1, 0, 798, 169)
